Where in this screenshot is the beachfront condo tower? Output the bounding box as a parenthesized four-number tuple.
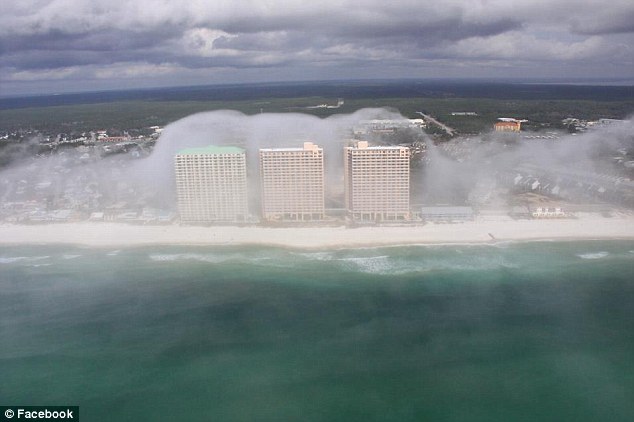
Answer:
(259, 142, 325, 222)
(174, 146, 248, 223)
(344, 141, 410, 221)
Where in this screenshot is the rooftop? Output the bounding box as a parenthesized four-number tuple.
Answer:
(176, 145, 245, 156)
(260, 142, 321, 152)
(347, 141, 408, 150)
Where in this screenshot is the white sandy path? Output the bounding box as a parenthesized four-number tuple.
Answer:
(1, 214, 633, 248)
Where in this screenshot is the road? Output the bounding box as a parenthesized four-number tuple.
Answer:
(416, 112, 456, 136)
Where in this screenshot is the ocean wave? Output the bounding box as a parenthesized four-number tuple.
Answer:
(107, 250, 121, 256)
(293, 251, 336, 261)
(293, 249, 519, 275)
(346, 255, 517, 275)
(62, 254, 81, 260)
(148, 251, 303, 269)
(490, 240, 518, 248)
(0, 255, 50, 264)
(577, 252, 609, 260)
(148, 253, 230, 264)
(0, 256, 28, 264)
(338, 255, 392, 274)
(409, 256, 518, 274)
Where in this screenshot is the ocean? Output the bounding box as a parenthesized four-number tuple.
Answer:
(1, 240, 633, 421)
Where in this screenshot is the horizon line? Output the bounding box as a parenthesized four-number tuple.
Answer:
(2, 76, 634, 101)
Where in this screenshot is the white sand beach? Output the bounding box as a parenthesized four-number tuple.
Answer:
(1, 213, 633, 248)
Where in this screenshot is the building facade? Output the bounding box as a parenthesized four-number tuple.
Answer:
(344, 141, 410, 221)
(174, 146, 248, 223)
(420, 206, 475, 222)
(259, 142, 325, 221)
(494, 121, 521, 132)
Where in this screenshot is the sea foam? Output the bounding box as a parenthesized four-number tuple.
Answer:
(0, 255, 49, 264)
(577, 252, 609, 260)
(149, 253, 228, 263)
(0, 256, 28, 264)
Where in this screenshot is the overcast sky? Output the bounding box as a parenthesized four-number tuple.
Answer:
(1, 0, 633, 96)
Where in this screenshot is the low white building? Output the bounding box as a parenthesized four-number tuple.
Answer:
(420, 206, 475, 222)
(531, 207, 567, 218)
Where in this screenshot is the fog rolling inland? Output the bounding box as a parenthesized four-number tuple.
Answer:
(1, 109, 633, 216)
(1, 108, 408, 214)
(131, 108, 408, 208)
(417, 117, 634, 207)
(133, 109, 634, 210)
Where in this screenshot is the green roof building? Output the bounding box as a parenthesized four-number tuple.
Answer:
(175, 145, 248, 223)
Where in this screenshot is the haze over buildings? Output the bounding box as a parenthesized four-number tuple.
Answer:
(1, 108, 633, 225)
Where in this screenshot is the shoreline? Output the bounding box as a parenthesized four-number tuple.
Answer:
(1, 213, 634, 249)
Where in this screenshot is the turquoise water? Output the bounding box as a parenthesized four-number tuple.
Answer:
(1, 241, 634, 421)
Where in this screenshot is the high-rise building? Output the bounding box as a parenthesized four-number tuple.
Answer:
(344, 141, 410, 221)
(259, 142, 325, 221)
(174, 146, 248, 223)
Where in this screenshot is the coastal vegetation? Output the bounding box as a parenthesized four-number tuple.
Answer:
(2, 81, 633, 135)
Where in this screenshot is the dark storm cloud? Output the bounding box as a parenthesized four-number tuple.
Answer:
(1, 1, 633, 92)
(2, 50, 110, 70)
(215, 10, 521, 42)
(1, 28, 181, 54)
(327, 17, 521, 42)
(571, 12, 634, 35)
(167, 53, 294, 70)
